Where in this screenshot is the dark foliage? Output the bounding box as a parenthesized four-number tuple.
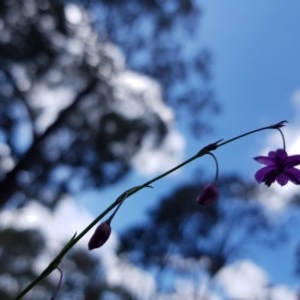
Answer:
(0, 226, 136, 299)
(0, 0, 219, 297)
(0, 0, 215, 209)
(118, 175, 273, 286)
(82, 0, 219, 135)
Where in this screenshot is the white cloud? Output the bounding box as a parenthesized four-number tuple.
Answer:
(215, 260, 297, 300)
(268, 286, 298, 300)
(104, 259, 156, 299)
(29, 84, 75, 133)
(113, 70, 186, 176)
(216, 260, 268, 299)
(113, 71, 173, 123)
(0, 142, 15, 172)
(132, 128, 185, 176)
(0, 197, 157, 298)
(65, 3, 83, 25)
(0, 196, 95, 249)
(156, 278, 220, 300)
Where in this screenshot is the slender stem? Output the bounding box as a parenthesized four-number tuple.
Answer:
(50, 267, 63, 300)
(15, 269, 51, 300)
(217, 120, 286, 148)
(141, 154, 200, 189)
(208, 153, 219, 184)
(15, 154, 201, 299)
(74, 154, 201, 245)
(106, 200, 123, 224)
(276, 128, 286, 150)
(15, 120, 287, 299)
(15, 202, 117, 299)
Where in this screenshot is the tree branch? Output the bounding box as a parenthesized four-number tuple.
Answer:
(0, 78, 97, 208)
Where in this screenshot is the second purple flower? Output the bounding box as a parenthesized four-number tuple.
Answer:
(88, 220, 111, 250)
(196, 184, 218, 206)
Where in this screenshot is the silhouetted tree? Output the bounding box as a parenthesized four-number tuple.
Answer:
(118, 175, 282, 293)
(84, 0, 219, 135)
(0, 226, 138, 299)
(0, 0, 215, 209)
(0, 0, 216, 298)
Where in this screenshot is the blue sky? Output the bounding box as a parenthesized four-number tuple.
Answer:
(201, 0, 300, 123)
(194, 0, 300, 175)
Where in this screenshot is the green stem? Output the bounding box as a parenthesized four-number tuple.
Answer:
(15, 154, 200, 299)
(217, 120, 286, 148)
(276, 128, 286, 150)
(50, 267, 63, 300)
(15, 120, 287, 299)
(208, 152, 219, 184)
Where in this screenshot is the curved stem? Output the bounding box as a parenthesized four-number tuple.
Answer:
(208, 152, 219, 185)
(15, 155, 201, 299)
(15, 120, 287, 299)
(276, 128, 286, 150)
(50, 267, 63, 300)
(217, 120, 287, 148)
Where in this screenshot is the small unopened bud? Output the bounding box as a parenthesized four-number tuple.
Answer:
(196, 184, 218, 206)
(88, 220, 111, 250)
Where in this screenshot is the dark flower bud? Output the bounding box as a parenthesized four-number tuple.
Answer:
(196, 184, 218, 206)
(88, 220, 111, 250)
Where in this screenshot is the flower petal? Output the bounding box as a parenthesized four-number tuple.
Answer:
(254, 166, 276, 183)
(276, 174, 289, 186)
(196, 184, 218, 206)
(88, 221, 111, 250)
(285, 168, 300, 184)
(272, 149, 288, 160)
(253, 155, 275, 165)
(254, 148, 300, 186)
(262, 169, 279, 186)
(285, 155, 300, 167)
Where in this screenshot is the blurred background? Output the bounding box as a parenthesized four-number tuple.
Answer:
(0, 0, 300, 299)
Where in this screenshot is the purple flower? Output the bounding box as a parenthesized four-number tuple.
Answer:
(88, 220, 111, 250)
(196, 184, 218, 206)
(254, 148, 300, 186)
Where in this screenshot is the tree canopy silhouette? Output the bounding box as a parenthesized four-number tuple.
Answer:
(117, 175, 282, 292)
(85, 0, 218, 134)
(0, 0, 221, 298)
(0, 0, 215, 209)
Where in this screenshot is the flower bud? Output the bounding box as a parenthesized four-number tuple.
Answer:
(196, 184, 218, 206)
(88, 220, 111, 250)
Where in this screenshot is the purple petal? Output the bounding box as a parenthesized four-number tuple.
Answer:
(276, 174, 289, 186)
(263, 169, 281, 186)
(88, 221, 111, 250)
(254, 166, 276, 183)
(253, 156, 275, 166)
(196, 184, 218, 206)
(273, 149, 288, 159)
(285, 154, 300, 167)
(267, 150, 277, 158)
(285, 168, 300, 184)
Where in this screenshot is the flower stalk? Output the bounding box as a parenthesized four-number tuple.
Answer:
(276, 127, 286, 150)
(50, 267, 63, 300)
(15, 120, 288, 299)
(208, 152, 219, 184)
(196, 153, 220, 206)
